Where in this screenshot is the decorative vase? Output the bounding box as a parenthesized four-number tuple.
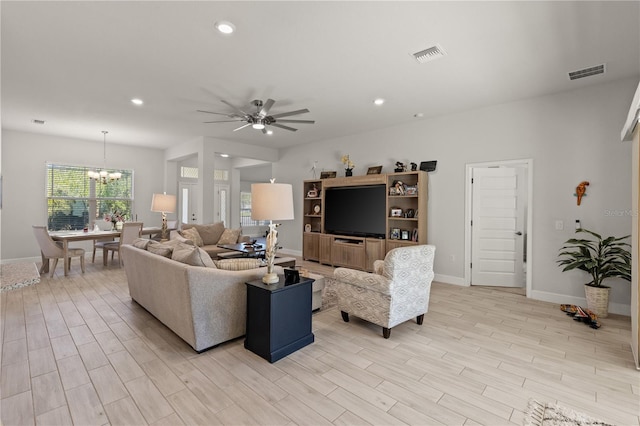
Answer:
(116, 221, 124, 231)
(345, 169, 353, 177)
(584, 284, 610, 318)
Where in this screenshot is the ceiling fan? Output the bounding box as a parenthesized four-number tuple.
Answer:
(198, 99, 315, 133)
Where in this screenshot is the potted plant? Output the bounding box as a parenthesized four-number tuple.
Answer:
(557, 228, 631, 317)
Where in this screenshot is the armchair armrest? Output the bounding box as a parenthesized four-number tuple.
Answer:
(334, 267, 392, 295)
(373, 260, 385, 275)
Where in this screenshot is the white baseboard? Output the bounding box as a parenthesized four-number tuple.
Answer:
(434, 273, 467, 286)
(1, 256, 41, 264)
(529, 289, 631, 316)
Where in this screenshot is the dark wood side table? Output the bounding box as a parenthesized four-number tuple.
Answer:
(244, 276, 315, 363)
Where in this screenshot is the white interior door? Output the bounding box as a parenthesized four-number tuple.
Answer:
(471, 167, 526, 287)
(214, 184, 230, 227)
(179, 182, 198, 225)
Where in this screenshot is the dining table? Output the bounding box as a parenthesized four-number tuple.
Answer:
(48, 227, 165, 276)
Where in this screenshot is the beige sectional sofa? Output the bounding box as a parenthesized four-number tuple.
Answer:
(170, 222, 248, 259)
(121, 242, 284, 352)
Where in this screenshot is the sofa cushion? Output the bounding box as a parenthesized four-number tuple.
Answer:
(183, 222, 225, 245)
(217, 228, 241, 245)
(213, 258, 263, 271)
(172, 242, 216, 268)
(147, 241, 174, 258)
(132, 238, 150, 250)
(181, 227, 203, 247)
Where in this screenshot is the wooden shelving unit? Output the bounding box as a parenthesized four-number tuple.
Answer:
(302, 171, 427, 270)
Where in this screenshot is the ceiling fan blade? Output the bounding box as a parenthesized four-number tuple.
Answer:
(221, 100, 249, 117)
(275, 119, 315, 124)
(233, 123, 252, 132)
(203, 120, 244, 123)
(259, 99, 276, 117)
(269, 108, 310, 119)
(197, 109, 233, 117)
(271, 123, 298, 132)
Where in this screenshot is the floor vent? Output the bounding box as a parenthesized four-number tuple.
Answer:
(412, 45, 447, 64)
(568, 64, 606, 80)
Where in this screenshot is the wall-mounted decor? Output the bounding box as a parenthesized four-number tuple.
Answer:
(320, 171, 337, 179)
(575, 181, 589, 206)
(367, 166, 383, 175)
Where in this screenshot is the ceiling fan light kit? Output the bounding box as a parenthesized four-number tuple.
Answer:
(199, 98, 315, 134)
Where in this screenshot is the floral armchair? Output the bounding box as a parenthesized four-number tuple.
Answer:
(334, 244, 435, 338)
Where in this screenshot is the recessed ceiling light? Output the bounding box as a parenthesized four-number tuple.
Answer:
(215, 21, 235, 34)
(414, 113, 424, 118)
(131, 98, 144, 105)
(266, 130, 273, 135)
(373, 98, 385, 106)
(220, 153, 229, 158)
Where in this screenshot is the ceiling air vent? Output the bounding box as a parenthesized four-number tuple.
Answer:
(568, 64, 606, 81)
(32, 119, 46, 125)
(412, 44, 447, 64)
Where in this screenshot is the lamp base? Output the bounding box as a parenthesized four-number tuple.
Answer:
(262, 272, 279, 284)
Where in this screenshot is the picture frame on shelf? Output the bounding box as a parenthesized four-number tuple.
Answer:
(405, 185, 418, 195)
(367, 165, 383, 175)
(390, 208, 403, 217)
(411, 228, 419, 242)
(320, 171, 337, 179)
(304, 224, 312, 233)
(306, 184, 319, 198)
(401, 230, 410, 240)
(390, 228, 401, 240)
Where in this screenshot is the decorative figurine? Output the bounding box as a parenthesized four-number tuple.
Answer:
(410, 162, 417, 171)
(575, 181, 589, 206)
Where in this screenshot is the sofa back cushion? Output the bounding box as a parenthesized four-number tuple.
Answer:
(171, 242, 216, 268)
(182, 222, 225, 245)
(147, 239, 195, 258)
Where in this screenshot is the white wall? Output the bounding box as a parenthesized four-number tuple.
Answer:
(275, 77, 637, 312)
(1, 130, 165, 260)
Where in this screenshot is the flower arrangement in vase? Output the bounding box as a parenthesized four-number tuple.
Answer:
(341, 155, 355, 176)
(104, 210, 126, 231)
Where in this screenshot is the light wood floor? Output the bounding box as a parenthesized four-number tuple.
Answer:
(1, 258, 639, 425)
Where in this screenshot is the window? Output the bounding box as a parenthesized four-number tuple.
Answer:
(240, 191, 268, 227)
(214, 169, 229, 181)
(46, 164, 133, 230)
(181, 166, 198, 179)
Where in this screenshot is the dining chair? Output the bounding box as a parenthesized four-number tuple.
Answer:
(32, 225, 85, 277)
(92, 220, 115, 263)
(102, 222, 143, 266)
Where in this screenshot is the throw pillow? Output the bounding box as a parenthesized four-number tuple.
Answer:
(132, 238, 150, 250)
(171, 242, 215, 267)
(217, 228, 241, 245)
(193, 222, 225, 245)
(180, 227, 203, 247)
(147, 241, 173, 258)
(214, 258, 263, 271)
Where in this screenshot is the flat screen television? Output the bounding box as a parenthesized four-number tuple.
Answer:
(324, 184, 386, 238)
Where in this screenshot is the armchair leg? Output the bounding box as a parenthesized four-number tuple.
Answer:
(80, 255, 85, 273)
(50, 258, 58, 278)
(341, 311, 350, 322)
(417, 314, 424, 325)
(383, 327, 391, 339)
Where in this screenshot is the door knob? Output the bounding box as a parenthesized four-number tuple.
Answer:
(515, 231, 522, 236)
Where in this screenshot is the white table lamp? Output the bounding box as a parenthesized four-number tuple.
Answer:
(151, 193, 177, 241)
(251, 180, 294, 283)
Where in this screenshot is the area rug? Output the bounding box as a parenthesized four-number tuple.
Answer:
(523, 400, 613, 426)
(320, 277, 338, 311)
(1, 263, 40, 293)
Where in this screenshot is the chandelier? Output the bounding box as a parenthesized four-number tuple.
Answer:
(88, 131, 121, 184)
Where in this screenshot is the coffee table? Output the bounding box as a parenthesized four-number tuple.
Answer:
(217, 237, 266, 258)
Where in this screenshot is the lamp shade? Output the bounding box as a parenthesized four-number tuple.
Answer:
(151, 193, 177, 213)
(251, 183, 294, 221)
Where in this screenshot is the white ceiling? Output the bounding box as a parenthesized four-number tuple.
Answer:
(2, 1, 639, 150)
